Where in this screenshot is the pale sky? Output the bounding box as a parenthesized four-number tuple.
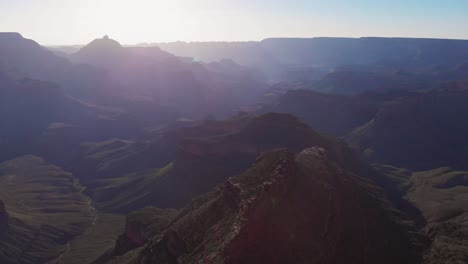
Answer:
(1, 0, 468, 45)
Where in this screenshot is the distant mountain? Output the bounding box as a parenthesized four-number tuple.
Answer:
(348, 84, 468, 170)
(46, 36, 468, 90)
(260, 89, 379, 136)
(0, 33, 113, 100)
(155, 37, 468, 85)
(2, 33, 261, 118)
(47, 45, 83, 57)
(157, 37, 468, 70)
(306, 62, 468, 95)
(0, 33, 68, 76)
(313, 69, 431, 94)
(71, 36, 266, 118)
(260, 37, 468, 70)
(155, 41, 277, 69)
(261, 82, 468, 172)
(0, 65, 86, 162)
(0, 66, 175, 165)
(71, 36, 177, 72)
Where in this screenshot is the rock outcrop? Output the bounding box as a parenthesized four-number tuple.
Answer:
(114, 207, 178, 256)
(128, 148, 424, 264)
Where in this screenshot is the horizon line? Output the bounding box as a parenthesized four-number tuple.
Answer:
(3, 32, 467, 46)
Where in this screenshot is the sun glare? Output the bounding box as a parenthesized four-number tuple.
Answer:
(83, 0, 185, 43)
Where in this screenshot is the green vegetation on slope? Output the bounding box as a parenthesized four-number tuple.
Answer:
(408, 168, 468, 263)
(90, 164, 175, 213)
(376, 165, 468, 263)
(0, 155, 95, 264)
(57, 213, 126, 264)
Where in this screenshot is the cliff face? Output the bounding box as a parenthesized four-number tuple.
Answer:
(0, 200, 8, 235)
(131, 148, 424, 264)
(347, 87, 468, 170)
(114, 207, 178, 257)
(260, 89, 379, 136)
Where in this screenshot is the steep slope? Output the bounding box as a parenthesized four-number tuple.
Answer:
(111, 207, 179, 257)
(260, 89, 379, 136)
(0, 65, 176, 166)
(408, 169, 468, 263)
(55, 213, 126, 264)
(0, 33, 69, 79)
(0, 156, 95, 264)
(348, 86, 468, 170)
(376, 165, 468, 263)
(0, 32, 113, 100)
(86, 113, 360, 213)
(109, 148, 423, 264)
(71, 137, 177, 183)
(0, 66, 90, 162)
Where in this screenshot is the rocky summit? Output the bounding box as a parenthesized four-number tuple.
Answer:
(106, 148, 424, 264)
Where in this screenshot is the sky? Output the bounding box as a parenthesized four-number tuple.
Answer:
(1, 0, 468, 45)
